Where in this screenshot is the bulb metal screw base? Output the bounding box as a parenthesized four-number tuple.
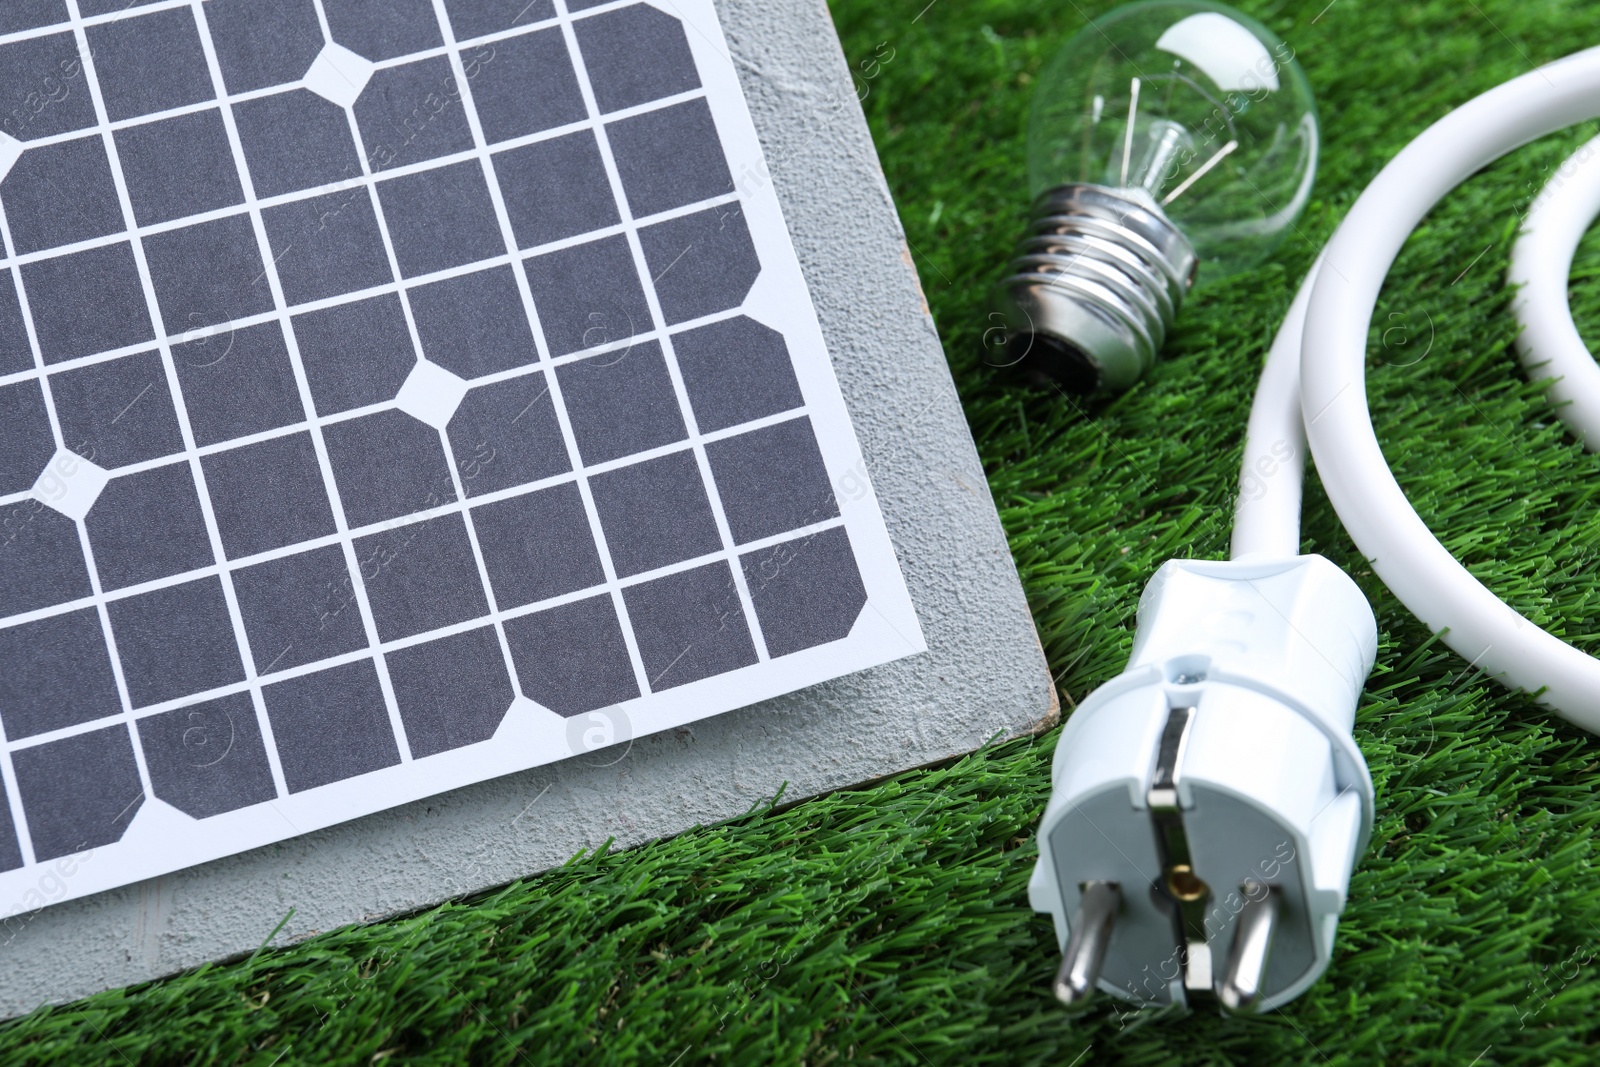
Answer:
(994, 184, 1197, 393)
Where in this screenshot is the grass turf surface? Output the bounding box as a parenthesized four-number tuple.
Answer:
(9, 0, 1600, 1062)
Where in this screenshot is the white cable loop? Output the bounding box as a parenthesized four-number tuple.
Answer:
(1510, 132, 1600, 448)
(1235, 46, 1600, 733)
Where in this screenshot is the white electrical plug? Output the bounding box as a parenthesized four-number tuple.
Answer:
(1030, 555, 1377, 1014)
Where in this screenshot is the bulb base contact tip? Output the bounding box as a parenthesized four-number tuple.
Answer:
(995, 183, 1196, 393)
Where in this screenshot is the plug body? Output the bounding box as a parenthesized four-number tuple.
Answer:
(1030, 555, 1377, 1013)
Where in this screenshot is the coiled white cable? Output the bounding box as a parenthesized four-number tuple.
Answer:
(1510, 132, 1600, 447)
(1232, 46, 1600, 733)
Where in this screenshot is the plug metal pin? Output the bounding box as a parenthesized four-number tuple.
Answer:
(1216, 883, 1280, 1014)
(1054, 880, 1121, 1008)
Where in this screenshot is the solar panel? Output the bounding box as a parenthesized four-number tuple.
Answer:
(0, 0, 922, 910)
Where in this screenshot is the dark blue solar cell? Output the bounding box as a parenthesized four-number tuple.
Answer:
(589, 450, 720, 578)
(741, 527, 867, 657)
(670, 316, 803, 433)
(410, 266, 537, 378)
(0, 32, 95, 141)
(117, 109, 245, 227)
(446, 373, 570, 498)
(623, 561, 757, 690)
(0, 608, 121, 739)
(51, 351, 185, 470)
(172, 321, 305, 448)
(323, 0, 442, 61)
(293, 294, 417, 417)
(354, 56, 474, 171)
(202, 433, 338, 560)
(235, 89, 363, 199)
(86, 464, 214, 591)
(324, 410, 456, 529)
(573, 4, 699, 114)
(264, 659, 400, 792)
(145, 215, 275, 330)
(0, 786, 18, 872)
(704, 417, 837, 544)
(494, 130, 618, 248)
(354, 512, 488, 641)
(503, 595, 639, 715)
(232, 544, 367, 675)
(207, 0, 325, 95)
(473, 483, 604, 609)
(607, 99, 732, 218)
(444, 0, 556, 42)
(3, 135, 123, 254)
(0, 1, 67, 35)
(637, 204, 760, 325)
(555, 341, 686, 465)
(0, 501, 91, 619)
(0, 378, 53, 496)
(22, 242, 153, 363)
(468, 26, 584, 143)
(87, 8, 213, 123)
(524, 235, 649, 356)
(138, 692, 279, 818)
(14, 725, 143, 861)
(388, 626, 513, 757)
(262, 190, 393, 306)
(107, 577, 246, 707)
(0, 270, 32, 376)
(377, 161, 504, 278)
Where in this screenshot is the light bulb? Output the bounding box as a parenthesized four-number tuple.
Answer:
(995, 0, 1317, 391)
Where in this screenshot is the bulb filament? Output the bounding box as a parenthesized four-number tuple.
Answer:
(1162, 139, 1239, 205)
(1115, 77, 1239, 205)
(1121, 76, 1142, 187)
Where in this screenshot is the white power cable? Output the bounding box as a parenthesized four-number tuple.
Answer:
(1235, 46, 1600, 733)
(1035, 46, 1600, 1014)
(1511, 132, 1600, 447)
(1229, 255, 1319, 561)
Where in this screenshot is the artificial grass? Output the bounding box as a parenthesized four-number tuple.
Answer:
(8, 0, 1600, 1062)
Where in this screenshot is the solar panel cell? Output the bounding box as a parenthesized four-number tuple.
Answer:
(136, 691, 277, 818)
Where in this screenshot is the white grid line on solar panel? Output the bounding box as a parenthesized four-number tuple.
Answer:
(1, 402, 823, 626)
(0, 0, 761, 748)
(0, 0, 799, 823)
(550, 0, 773, 670)
(173, 0, 308, 800)
(0, 397, 818, 581)
(426, 0, 656, 708)
(0, 189, 62, 870)
(440, 6, 654, 701)
(0, 0, 194, 45)
(434, 0, 641, 704)
(303, 0, 504, 759)
(0, 184, 738, 393)
(0, 0, 647, 52)
(70, 0, 237, 811)
(0, 292, 743, 420)
(0, 83, 712, 276)
(188, 0, 397, 780)
(422, 0, 653, 701)
(23, 0, 227, 856)
(0, 81, 707, 194)
(0, 509, 851, 755)
(5, 12, 740, 574)
(0, 327, 806, 543)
